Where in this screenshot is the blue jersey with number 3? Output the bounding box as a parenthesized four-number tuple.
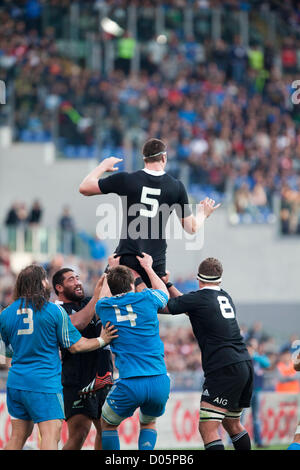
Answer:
(96, 289, 168, 379)
(0, 298, 82, 393)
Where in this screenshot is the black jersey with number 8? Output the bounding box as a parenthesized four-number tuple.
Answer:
(167, 286, 251, 375)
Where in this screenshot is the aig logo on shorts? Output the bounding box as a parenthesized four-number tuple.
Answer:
(213, 397, 228, 406)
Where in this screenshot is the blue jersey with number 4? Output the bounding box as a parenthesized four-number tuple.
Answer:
(0, 299, 82, 393)
(96, 289, 168, 379)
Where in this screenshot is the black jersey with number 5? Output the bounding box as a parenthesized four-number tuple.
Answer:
(167, 287, 251, 375)
(98, 170, 191, 265)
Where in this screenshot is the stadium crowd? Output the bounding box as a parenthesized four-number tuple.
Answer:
(1, 1, 300, 229)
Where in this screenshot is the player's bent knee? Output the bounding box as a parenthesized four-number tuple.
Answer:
(101, 401, 124, 427)
(139, 411, 157, 426)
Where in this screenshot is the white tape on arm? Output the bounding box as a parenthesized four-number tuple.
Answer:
(96, 337, 106, 348)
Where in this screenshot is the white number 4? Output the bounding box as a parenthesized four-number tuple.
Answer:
(17, 308, 34, 335)
(217, 296, 235, 319)
(113, 304, 137, 327)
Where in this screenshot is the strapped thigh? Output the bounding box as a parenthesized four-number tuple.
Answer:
(139, 410, 157, 425)
(224, 409, 243, 419)
(199, 406, 226, 423)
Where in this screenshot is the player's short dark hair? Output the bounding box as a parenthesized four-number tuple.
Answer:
(13, 264, 50, 311)
(197, 257, 223, 283)
(52, 268, 74, 295)
(107, 266, 134, 296)
(142, 138, 167, 163)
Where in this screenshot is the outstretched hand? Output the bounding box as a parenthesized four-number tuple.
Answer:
(108, 254, 120, 269)
(100, 157, 123, 173)
(198, 197, 221, 218)
(136, 252, 153, 270)
(101, 322, 118, 345)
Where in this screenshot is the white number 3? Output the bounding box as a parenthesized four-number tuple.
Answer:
(17, 308, 34, 335)
(217, 296, 235, 319)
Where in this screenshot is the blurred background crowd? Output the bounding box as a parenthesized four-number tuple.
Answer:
(1, 0, 300, 230)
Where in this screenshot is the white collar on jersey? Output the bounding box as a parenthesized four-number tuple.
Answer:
(200, 286, 221, 291)
(142, 168, 166, 176)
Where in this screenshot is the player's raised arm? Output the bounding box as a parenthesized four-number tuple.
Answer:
(137, 253, 169, 298)
(181, 197, 221, 234)
(61, 274, 106, 331)
(161, 271, 183, 299)
(68, 322, 118, 353)
(79, 157, 123, 196)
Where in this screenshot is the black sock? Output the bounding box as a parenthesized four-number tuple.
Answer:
(204, 439, 225, 450)
(231, 430, 251, 450)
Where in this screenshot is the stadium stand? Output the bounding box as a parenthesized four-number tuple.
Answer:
(1, 0, 300, 228)
(1, 0, 300, 449)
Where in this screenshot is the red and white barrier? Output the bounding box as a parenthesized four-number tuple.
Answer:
(0, 391, 299, 449)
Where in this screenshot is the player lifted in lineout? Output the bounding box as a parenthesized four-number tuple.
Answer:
(79, 138, 220, 285)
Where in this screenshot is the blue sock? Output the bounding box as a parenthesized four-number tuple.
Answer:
(287, 442, 300, 450)
(138, 428, 157, 450)
(102, 430, 120, 450)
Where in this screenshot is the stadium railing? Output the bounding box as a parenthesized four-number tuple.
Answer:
(0, 226, 92, 261)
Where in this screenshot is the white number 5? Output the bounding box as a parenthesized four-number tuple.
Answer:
(140, 186, 161, 218)
(217, 296, 235, 319)
(17, 308, 34, 335)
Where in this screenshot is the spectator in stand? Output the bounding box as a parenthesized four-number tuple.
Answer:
(16, 203, 28, 229)
(115, 30, 136, 76)
(275, 347, 300, 394)
(229, 34, 248, 84)
(78, 232, 107, 265)
(5, 203, 19, 228)
(281, 37, 298, 75)
(25, 0, 42, 35)
(245, 322, 265, 343)
(59, 206, 76, 255)
(247, 338, 271, 448)
(27, 200, 43, 226)
(263, 350, 280, 392)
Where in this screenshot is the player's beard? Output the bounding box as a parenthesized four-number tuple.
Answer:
(63, 285, 85, 303)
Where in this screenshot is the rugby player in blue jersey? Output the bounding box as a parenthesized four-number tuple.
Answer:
(96, 253, 170, 451)
(0, 264, 117, 450)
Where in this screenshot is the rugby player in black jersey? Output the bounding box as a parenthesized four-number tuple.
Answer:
(137, 257, 253, 451)
(79, 138, 220, 285)
(52, 268, 114, 450)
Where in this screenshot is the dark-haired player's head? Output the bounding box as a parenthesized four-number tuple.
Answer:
(52, 268, 84, 303)
(142, 138, 167, 166)
(13, 264, 51, 311)
(197, 257, 223, 287)
(106, 266, 135, 296)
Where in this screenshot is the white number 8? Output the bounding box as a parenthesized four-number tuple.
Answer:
(217, 296, 235, 319)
